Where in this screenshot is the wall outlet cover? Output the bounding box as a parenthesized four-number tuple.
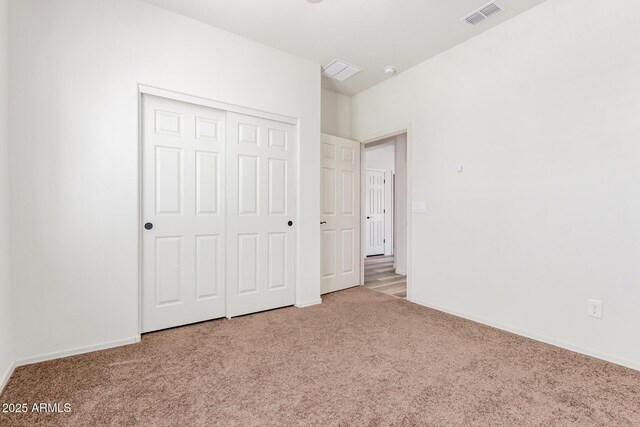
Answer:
(412, 201, 426, 213)
(587, 299, 603, 319)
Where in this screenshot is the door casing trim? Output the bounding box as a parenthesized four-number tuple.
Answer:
(358, 126, 412, 299)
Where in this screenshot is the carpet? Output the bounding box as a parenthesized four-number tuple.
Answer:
(1, 287, 639, 426)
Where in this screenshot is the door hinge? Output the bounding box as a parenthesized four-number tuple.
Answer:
(384, 179, 386, 183)
(383, 209, 386, 213)
(383, 239, 386, 243)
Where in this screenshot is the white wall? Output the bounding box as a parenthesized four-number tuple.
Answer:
(9, 0, 321, 363)
(0, 0, 13, 389)
(365, 144, 394, 255)
(321, 88, 351, 139)
(352, 0, 640, 369)
(393, 134, 407, 275)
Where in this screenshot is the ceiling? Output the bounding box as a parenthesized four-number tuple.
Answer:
(142, 0, 547, 96)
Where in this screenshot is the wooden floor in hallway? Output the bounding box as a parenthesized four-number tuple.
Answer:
(363, 255, 407, 298)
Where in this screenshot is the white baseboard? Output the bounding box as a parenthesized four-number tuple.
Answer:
(0, 359, 16, 393)
(295, 298, 322, 308)
(409, 297, 640, 372)
(15, 335, 141, 367)
(395, 269, 406, 275)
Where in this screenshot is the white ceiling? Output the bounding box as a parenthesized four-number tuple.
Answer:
(142, 0, 547, 96)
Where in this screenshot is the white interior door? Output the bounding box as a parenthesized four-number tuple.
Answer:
(142, 95, 226, 333)
(226, 112, 295, 317)
(365, 169, 385, 256)
(320, 134, 361, 294)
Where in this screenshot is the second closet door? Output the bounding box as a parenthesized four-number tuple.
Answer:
(226, 113, 296, 317)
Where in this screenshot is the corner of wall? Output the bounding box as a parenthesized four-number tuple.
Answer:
(0, 359, 15, 392)
(0, 0, 15, 393)
(321, 88, 352, 140)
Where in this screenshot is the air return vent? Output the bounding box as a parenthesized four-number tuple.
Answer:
(463, 2, 504, 26)
(321, 60, 362, 82)
(465, 12, 486, 25)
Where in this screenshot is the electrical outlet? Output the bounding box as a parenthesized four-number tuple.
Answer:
(587, 299, 603, 319)
(412, 201, 426, 213)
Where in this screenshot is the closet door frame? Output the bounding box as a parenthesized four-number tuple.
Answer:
(137, 84, 299, 334)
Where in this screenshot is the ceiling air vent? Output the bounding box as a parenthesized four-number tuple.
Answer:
(321, 60, 362, 82)
(479, 2, 502, 17)
(463, 2, 504, 26)
(465, 12, 486, 25)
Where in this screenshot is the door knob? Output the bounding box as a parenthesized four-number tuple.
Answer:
(144, 222, 153, 230)
(288, 221, 293, 226)
(366, 216, 371, 219)
(320, 221, 327, 225)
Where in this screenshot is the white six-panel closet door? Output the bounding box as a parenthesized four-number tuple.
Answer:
(142, 95, 226, 333)
(226, 112, 296, 318)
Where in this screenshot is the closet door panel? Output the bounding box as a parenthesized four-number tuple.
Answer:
(142, 95, 226, 332)
(227, 113, 295, 317)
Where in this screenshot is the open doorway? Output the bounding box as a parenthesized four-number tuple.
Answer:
(361, 134, 408, 298)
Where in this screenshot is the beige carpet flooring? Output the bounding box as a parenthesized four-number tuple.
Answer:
(363, 255, 407, 298)
(1, 287, 640, 426)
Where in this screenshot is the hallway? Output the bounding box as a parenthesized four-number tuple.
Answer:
(363, 255, 406, 298)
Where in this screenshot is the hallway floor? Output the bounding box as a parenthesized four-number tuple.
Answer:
(363, 255, 406, 298)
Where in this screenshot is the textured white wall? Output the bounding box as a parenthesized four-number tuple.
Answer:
(9, 0, 321, 362)
(321, 89, 351, 139)
(0, 0, 13, 390)
(352, 0, 640, 368)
